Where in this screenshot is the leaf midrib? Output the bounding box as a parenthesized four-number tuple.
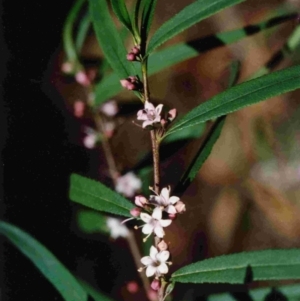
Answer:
(168, 71, 300, 135)
(173, 262, 300, 278)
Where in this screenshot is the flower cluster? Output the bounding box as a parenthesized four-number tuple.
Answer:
(120, 76, 142, 91)
(136, 101, 177, 129)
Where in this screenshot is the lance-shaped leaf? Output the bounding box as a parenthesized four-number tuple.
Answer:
(75, 12, 91, 51)
(141, 0, 157, 39)
(208, 284, 300, 301)
(89, 0, 135, 79)
(147, 0, 244, 54)
(111, 0, 133, 34)
(79, 280, 114, 301)
(70, 174, 134, 217)
(172, 249, 300, 284)
(174, 117, 226, 195)
(0, 221, 87, 301)
(166, 64, 300, 138)
(94, 13, 297, 105)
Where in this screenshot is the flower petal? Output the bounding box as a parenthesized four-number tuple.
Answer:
(145, 101, 155, 111)
(169, 196, 179, 204)
(142, 223, 154, 235)
(152, 207, 162, 220)
(155, 104, 163, 115)
(157, 263, 168, 275)
(166, 205, 176, 214)
(142, 120, 154, 128)
(140, 213, 151, 223)
(159, 219, 172, 227)
(154, 225, 165, 238)
(141, 256, 153, 265)
(150, 246, 158, 259)
(156, 250, 170, 263)
(146, 265, 156, 277)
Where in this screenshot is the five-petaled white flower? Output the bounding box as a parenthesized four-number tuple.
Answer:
(140, 207, 171, 238)
(140, 246, 170, 277)
(106, 217, 129, 239)
(137, 101, 163, 128)
(115, 172, 142, 198)
(150, 186, 180, 214)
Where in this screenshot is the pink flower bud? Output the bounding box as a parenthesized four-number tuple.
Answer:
(132, 46, 140, 55)
(151, 279, 161, 291)
(126, 281, 139, 293)
(135, 195, 148, 207)
(168, 213, 177, 220)
(160, 119, 167, 127)
(74, 100, 85, 118)
(175, 201, 186, 213)
(61, 62, 74, 74)
(168, 108, 177, 122)
(128, 76, 138, 82)
(127, 53, 136, 61)
(147, 290, 157, 301)
(157, 240, 168, 251)
(75, 71, 91, 87)
(120, 79, 135, 90)
(130, 207, 141, 217)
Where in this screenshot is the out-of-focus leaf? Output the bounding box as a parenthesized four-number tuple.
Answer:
(147, 0, 244, 54)
(172, 249, 300, 283)
(208, 284, 300, 301)
(166, 65, 300, 138)
(94, 13, 297, 105)
(77, 210, 109, 234)
(75, 12, 91, 51)
(69, 174, 134, 217)
(0, 221, 87, 301)
(79, 280, 114, 301)
(88, 0, 135, 79)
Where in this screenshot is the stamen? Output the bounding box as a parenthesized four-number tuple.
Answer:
(122, 217, 134, 224)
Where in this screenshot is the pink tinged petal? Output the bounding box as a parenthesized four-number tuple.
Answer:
(137, 111, 148, 120)
(161, 187, 170, 201)
(154, 225, 165, 238)
(155, 104, 163, 115)
(149, 246, 158, 259)
(169, 196, 180, 204)
(145, 101, 155, 111)
(146, 265, 156, 277)
(157, 250, 170, 262)
(142, 223, 154, 235)
(142, 120, 155, 128)
(141, 256, 153, 265)
(140, 213, 151, 223)
(159, 219, 172, 227)
(152, 207, 162, 220)
(157, 263, 168, 274)
(166, 205, 176, 214)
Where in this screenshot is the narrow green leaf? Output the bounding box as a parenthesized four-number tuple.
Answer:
(69, 174, 134, 217)
(174, 117, 225, 195)
(0, 221, 87, 301)
(208, 284, 300, 301)
(141, 0, 157, 39)
(166, 64, 300, 138)
(89, 0, 135, 79)
(75, 12, 91, 52)
(147, 0, 244, 54)
(77, 210, 109, 234)
(111, 0, 133, 34)
(94, 13, 296, 105)
(79, 280, 114, 301)
(172, 249, 300, 284)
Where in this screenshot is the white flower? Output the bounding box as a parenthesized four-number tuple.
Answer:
(115, 172, 142, 198)
(100, 100, 118, 117)
(137, 101, 163, 128)
(150, 186, 180, 214)
(83, 127, 97, 149)
(140, 207, 172, 238)
(106, 217, 129, 239)
(141, 246, 170, 277)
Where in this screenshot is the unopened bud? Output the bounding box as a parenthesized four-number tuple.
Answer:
(150, 279, 161, 291)
(168, 108, 177, 122)
(132, 46, 140, 55)
(135, 195, 148, 207)
(127, 53, 136, 61)
(74, 100, 85, 118)
(157, 240, 168, 251)
(120, 79, 136, 90)
(75, 71, 91, 87)
(126, 281, 139, 293)
(175, 201, 186, 213)
(161, 119, 167, 127)
(130, 207, 141, 217)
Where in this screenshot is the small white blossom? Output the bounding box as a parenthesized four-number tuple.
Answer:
(100, 100, 118, 117)
(150, 186, 180, 214)
(83, 127, 97, 149)
(140, 207, 172, 238)
(115, 172, 142, 198)
(137, 101, 163, 128)
(140, 246, 170, 277)
(106, 217, 129, 239)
